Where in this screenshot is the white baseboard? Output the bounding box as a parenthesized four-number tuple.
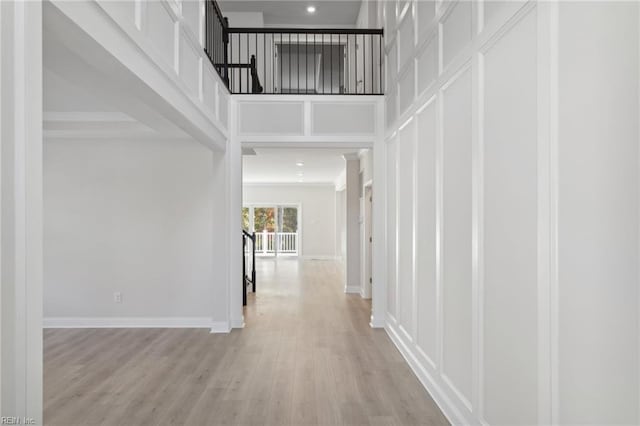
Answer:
(385, 322, 469, 426)
(300, 255, 338, 261)
(360, 288, 372, 299)
(369, 315, 385, 328)
(43, 317, 215, 329)
(210, 321, 231, 333)
(344, 285, 360, 294)
(231, 316, 245, 329)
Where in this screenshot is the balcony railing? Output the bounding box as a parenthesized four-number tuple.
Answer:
(204, 0, 384, 95)
(254, 231, 298, 256)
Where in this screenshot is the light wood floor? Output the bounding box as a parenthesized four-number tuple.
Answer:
(44, 258, 449, 425)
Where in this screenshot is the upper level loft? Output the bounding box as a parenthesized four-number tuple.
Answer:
(205, 0, 384, 95)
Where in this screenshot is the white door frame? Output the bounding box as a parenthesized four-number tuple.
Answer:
(239, 140, 386, 329)
(361, 181, 373, 299)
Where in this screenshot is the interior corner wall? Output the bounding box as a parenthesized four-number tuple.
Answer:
(242, 184, 336, 258)
(383, 1, 639, 425)
(345, 158, 361, 292)
(335, 188, 346, 261)
(43, 138, 216, 324)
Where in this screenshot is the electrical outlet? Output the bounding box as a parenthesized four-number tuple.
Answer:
(114, 292, 122, 303)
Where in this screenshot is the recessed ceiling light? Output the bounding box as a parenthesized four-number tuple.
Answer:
(296, 162, 304, 167)
(297, 172, 304, 176)
(306, 5, 316, 14)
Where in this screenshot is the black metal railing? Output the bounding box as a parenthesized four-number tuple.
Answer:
(242, 230, 256, 306)
(226, 28, 384, 95)
(204, 0, 384, 95)
(204, 0, 229, 87)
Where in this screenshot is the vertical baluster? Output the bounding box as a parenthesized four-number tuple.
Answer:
(280, 34, 283, 93)
(305, 33, 308, 93)
(288, 33, 291, 94)
(378, 33, 382, 94)
(370, 33, 373, 94)
(320, 33, 327, 95)
(338, 34, 342, 93)
(362, 34, 367, 95)
(330, 33, 333, 94)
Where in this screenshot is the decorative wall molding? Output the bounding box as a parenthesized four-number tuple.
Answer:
(382, 1, 563, 425)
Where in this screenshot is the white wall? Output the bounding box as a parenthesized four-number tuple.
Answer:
(557, 3, 639, 423)
(345, 156, 361, 292)
(44, 138, 217, 325)
(336, 188, 346, 260)
(383, 1, 639, 425)
(1, 1, 43, 421)
(243, 184, 336, 258)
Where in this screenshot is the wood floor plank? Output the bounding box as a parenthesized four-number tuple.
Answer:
(44, 258, 448, 426)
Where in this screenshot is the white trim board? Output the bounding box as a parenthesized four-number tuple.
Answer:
(43, 317, 217, 329)
(300, 255, 338, 261)
(243, 182, 336, 187)
(385, 323, 469, 426)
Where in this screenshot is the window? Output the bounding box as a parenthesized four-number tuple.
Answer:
(242, 205, 300, 256)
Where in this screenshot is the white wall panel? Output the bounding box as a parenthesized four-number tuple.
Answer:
(203, 66, 217, 115)
(397, 120, 415, 337)
(385, 0, 397, 31)
(415, 100, 438, 366)
(382, 1, 640, 424)
(483, 1, 526, 30)
(386, 89, 397, 127)
(398, 9, 415, 70)
(181, 0, 200, 43)
(417, 0, 436, 40)
(312, 103, 375, 135)
(239, 102, 304, 135)
(100, 1, 135, 27)
(442, 0, 472, 70)
(398, 65, 415, 115)
(482, 9, 538, 424)
(386, 136, 398, 319)
(179, 29, 200, 97)
(388, 41, 398, 85)
(441, 67, 473, 407)
(218, 88, 228, 126)
(557, 2, 639, 424)
(145, 1, 176, 70)
(417, 36, 437, 95)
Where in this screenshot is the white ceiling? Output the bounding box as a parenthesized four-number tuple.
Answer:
(243, 148, 359, 184)
(219, 0, 362, 26)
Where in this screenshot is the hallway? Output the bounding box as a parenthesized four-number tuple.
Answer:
(44, 259, 448, 425)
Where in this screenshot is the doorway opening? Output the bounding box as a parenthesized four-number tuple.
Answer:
(241, 147, 374, 326)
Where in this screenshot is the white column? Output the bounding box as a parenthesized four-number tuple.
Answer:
(228, 97, 244, 329)
(344, 154, 360, 294)
(370, 98, 386, 327)
(1, 0, 43, 422)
